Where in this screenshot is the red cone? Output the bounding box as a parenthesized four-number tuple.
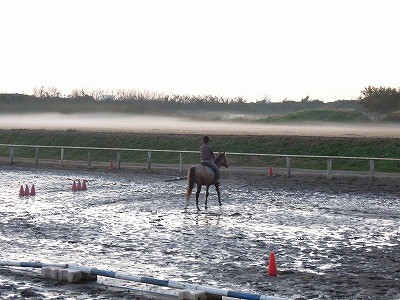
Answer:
(24, 184, 30, 196)
(77, 180, 82, 191)
(268, 252, 277, 276)
(81, 180, 87, 191)
(269, 166, 273, 177)
(19, 185, 25, 197)
(30, 184, 36, 196)
(110, 160, 114, 170)
(72, 181, 77, 191)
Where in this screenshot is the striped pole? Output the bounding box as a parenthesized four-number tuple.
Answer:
(0, 260, 68, 269)
(0, 261, 286, 300)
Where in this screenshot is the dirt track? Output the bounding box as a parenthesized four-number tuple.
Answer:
(0, 166, 399, 300)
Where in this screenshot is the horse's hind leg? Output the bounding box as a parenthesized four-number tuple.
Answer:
(196, 186, 202, 211)
(216, 185, 222, 206)
(205, 186, 210, 209)
(185, 185, 190, 209)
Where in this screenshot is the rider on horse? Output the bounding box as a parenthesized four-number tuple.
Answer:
(200, 135, 220, 185)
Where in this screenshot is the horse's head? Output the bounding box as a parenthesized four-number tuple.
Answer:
(216, 152, 229, 168)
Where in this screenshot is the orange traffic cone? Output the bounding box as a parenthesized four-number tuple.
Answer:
(269, 166, 273, 177)
(268, 252, 277, 276)
(24, 184, 30, 196)
(19, 185, 25, 197)
(110, 160, 114, 170)
(72, 180, 77, 191)
(81, 180, 87, 191)
(30, 184, 36, 196)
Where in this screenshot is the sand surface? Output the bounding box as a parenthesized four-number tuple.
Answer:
(0, 165, 399, 300)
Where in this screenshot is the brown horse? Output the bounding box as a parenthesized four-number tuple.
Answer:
(185, 152, 229, 210)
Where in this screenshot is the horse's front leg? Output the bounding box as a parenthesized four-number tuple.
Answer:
(205, 186, 210, 209)
(216, 184, 221, 206)
(196, 185, 202, 211)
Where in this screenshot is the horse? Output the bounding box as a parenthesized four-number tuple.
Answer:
(185, 152, 229, 210)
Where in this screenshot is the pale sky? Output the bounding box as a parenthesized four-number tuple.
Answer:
(1, 0, 399, 102)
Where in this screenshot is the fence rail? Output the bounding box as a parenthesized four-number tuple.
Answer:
(1, 144, 400, 181)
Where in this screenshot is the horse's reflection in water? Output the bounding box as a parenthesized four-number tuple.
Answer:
(185, 152, 228, 210)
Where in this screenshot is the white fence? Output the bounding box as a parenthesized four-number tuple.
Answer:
(1, 144, 400, 181)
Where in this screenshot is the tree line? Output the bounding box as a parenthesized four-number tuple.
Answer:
(1, 85, 399, 120)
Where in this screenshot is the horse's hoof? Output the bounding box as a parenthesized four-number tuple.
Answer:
(205, 206, 208, 209)
(196, 206, 200, 211)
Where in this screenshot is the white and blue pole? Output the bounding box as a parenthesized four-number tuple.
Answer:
(0, 260, 286, 300)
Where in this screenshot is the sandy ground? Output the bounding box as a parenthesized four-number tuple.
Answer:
(0, 165, 399, 300)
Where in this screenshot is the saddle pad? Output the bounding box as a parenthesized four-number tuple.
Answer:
(206, 167, 215, 176)
(201, 162, 215, 176)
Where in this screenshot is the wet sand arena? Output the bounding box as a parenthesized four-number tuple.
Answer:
(0, 166, 399, 299)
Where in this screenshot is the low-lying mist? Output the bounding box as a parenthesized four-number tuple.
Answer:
(0, 112, 399, 138)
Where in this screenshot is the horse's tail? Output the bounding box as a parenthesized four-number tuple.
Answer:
(185, 166, 196, 202)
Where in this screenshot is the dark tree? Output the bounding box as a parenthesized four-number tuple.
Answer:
(358, 86, 400, 119)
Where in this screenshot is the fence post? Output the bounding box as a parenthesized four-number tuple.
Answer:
(286, 156, 291, 177)
(35, 147, 39, 165)
(179, 152, 183, 173)
(369, 159, 374, 181)
(147, 151, 152, 170)
(117, 151, 121, 169)
(61, 148, 64, 166)
(327, 157, 332, 179)
(10, 146, 14, 165)
(88, 150, 91, 167)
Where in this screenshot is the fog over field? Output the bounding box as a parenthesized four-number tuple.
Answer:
(0, 112, 399, 138)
